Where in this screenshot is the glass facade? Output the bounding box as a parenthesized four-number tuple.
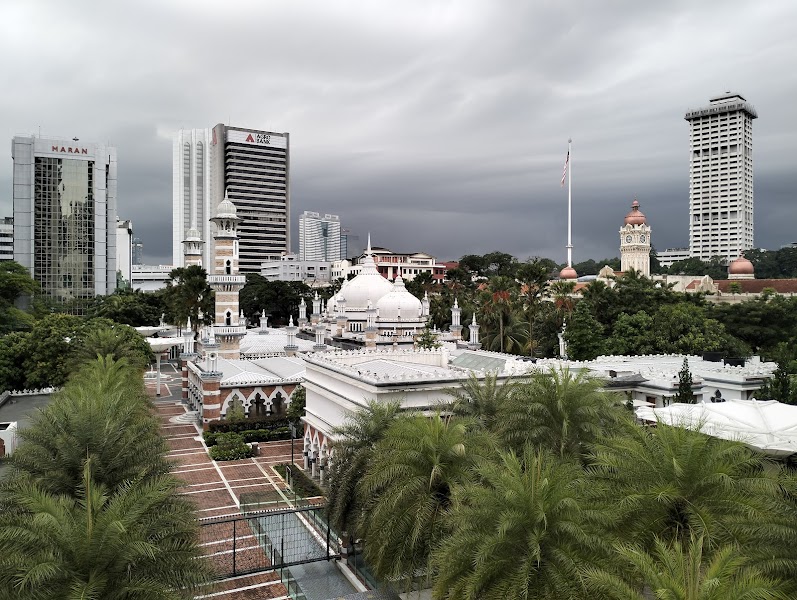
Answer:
(33, 157, 95, 303)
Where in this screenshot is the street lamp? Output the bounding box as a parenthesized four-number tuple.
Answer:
(289, 422, 297, 467)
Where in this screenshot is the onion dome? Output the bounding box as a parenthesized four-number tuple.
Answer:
(728, 255, 755, 276)
(184, 227, 201, 242)
(338, 236, 393, 309)
(559, 266, 578, 280)
(624, 199, 647, 225)
(215, 196, 239, 219)
(376, 272, 422, 321)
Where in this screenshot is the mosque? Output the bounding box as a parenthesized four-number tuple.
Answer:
(178, 195, 480, 428)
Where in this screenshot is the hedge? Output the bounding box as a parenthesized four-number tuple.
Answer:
(274, 464, 325, 498)
(208, 415, 290, 434)
(204, 426, 292, 447)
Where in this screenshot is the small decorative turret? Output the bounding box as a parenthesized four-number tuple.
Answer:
(298, 297, 307, 327)
(183, 317, 195, 355)
(311, 292, 321, 325)
(421, 291, 430, 319)
(259, 310, 269, 335)
(451, 298, 462, 340)
(313, 320, 327, 351)
(284, 315, 299, 356)
(468, 312, 481, 349)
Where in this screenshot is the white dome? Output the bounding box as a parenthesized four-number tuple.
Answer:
(376, 275, 422, 322)
(339, 254, 393, 310)
(215, 197, 238, 219)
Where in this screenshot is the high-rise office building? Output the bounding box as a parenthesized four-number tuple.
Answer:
(685, 93, 756, 262)
(172, 128, 212, 268)
(132, 237, 143, 265)
(210, 124, 290, 272)
(12, 136, 117, 307)
(116, 219, 133, 286)
(299, 211, 342, 261)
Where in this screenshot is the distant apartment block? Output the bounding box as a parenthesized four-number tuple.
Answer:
(657, 247, 691, 269)
(260, 254, 331, 284)
(299, 211, 342, 262)
(0, 217, 13, 262)
(12, 136, 117, 306)
(685, 93, 756, 262)
(116, 219, 133, 285)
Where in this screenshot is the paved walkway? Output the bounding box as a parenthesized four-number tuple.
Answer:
(147, 364, 356, 600)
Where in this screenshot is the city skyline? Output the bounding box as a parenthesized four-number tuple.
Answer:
(1, 1, 795, 265)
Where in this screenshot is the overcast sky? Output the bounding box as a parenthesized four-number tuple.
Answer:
(1, 0, 795, 265)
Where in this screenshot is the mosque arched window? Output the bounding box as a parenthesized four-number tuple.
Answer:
(225, 311, 231, 326)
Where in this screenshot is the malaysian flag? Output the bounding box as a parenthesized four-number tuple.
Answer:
(561, 150, 569, 187)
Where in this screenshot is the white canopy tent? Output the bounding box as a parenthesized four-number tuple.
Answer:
(146, 338, 184, 397)
(636, 399, 797, 456)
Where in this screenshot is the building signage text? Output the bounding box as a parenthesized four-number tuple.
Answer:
(226, 129, 287, 149)
(51, 146, 89, 154)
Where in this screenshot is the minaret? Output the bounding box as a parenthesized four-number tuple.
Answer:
(207, 191, 246, 359)
(335, 293, 348, 337)
(619, 199, 651, 277)
(182, 228, 204, 268)
(450, 298, 462, 340)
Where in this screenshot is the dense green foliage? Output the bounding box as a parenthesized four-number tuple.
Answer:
(238, 274, 313, 326)
(274, 464, 325, 499)
(0, 357, 209, 598)
(0, 314, 154, 391)
(332, 368, 797, 597)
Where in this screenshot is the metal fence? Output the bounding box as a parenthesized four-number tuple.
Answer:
(199, 504, 339, 579)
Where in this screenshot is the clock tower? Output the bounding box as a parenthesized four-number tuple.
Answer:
(620, 199, 651, 277)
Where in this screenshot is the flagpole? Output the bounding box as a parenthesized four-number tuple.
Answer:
(567, 138, 572, 268)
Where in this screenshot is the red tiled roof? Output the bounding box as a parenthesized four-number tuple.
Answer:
(716, 279, 797, 294)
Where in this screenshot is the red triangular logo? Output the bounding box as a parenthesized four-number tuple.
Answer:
(245, 134, 255, 143)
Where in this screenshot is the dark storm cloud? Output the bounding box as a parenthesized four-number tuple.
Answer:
(1, 0, 795, 265)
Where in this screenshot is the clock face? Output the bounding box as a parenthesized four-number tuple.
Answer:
(640, 234, 646, 243)
(625, 235, 633, 243)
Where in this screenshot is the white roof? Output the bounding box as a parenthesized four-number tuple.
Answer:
(636, 399, 797, 456)
(375, 274, 422, 321)
(239, 328, 316, 356)
(208, 356, 305, 387)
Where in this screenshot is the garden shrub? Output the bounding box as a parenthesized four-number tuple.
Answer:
(274, 464, 325, 498)
(208, 432, 254, 461)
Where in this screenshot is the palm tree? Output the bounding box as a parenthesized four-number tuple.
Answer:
(69, 325, 154, 373)
(516, 260, 550, 357)
(0, 461, 210, 600)
(358, 414, 494, 588)
(480, 276, 518, 353)
(445, 371, 519, 432)
(325, 399, 401, 537)
(549, 280, 576, 328)
(586, 423, 784, 551)
(433, 446, 607, 600)
(6, 356, 170, 496)
(497, 366, 624, 459)
(480, 309, 529, 355)
(585, 535, 790, 600)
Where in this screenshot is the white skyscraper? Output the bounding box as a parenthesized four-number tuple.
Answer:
(172, 128, 212, 268)
(685, 93, 757, 262)
(299, 211, 342, 261)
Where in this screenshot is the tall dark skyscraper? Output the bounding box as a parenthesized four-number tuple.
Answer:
(210, 125, 290, 273)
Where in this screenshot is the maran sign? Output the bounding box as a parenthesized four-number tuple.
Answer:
(227, 129, 287, 149)
(51, 145, 89, 154)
